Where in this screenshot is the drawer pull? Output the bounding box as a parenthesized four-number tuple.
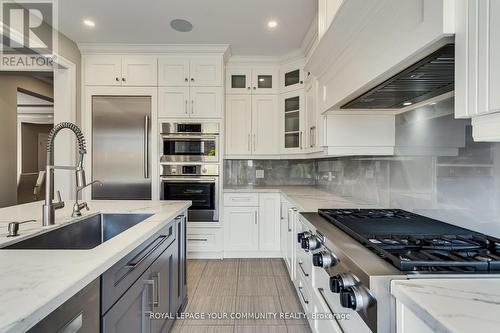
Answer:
(298, 261, 309, 277)
(318, 288, 346, 333)
(57, 313, 82, 333)
(126, 236, 166, 268)
(298, 286, 309, 304)
(231, 197, 252, 201)
(188, 238, 208, 242)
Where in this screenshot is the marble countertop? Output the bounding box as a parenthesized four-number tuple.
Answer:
(223, 185, 378, 211)
(392, 278, 500, 333)
(0, 200, 191, 333)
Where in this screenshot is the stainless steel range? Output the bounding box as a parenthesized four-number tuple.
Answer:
(299, 209, 500, 333)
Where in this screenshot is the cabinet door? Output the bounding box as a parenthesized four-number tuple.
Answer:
(84, 55, 122, 86)
(102, 267, 153, 333)
(252, 94, 279, 154)
(122, 56, 157, 86)
(280, 201, 289, 260)
(481, 0, 500, 116)
(158, 87, 190, 118)
(286, 207, 297, 281)
(224, 206, 259, 251)
(282, 90, 305, 153)
(189, 57, 223, 86)
(172, 216, 187, 316)
(158, 57, 190, 86)
(225, 95, 252, 155)
(258, 193, 281, 251)
(251, 68, 278, 94)
(280, 62, 304, 93)
(150, 241, 176, 333)
(190, 86, 222, 118)
(226, 68, 252, 94)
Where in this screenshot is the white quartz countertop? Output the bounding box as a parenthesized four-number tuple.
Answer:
(392, 278, 500, 333)
(224, 185, 377, 211)
(0, 200, 191, 333)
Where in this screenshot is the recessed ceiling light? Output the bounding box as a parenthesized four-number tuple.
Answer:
(83, 19, 95, 27)
(170, 19, 193, 32)
(268, 20, 278, 28)
(403, 102, 413, 106)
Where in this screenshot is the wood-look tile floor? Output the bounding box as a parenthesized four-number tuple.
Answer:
(171, 259, 312, 333)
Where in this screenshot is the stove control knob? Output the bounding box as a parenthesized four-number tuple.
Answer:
(340, 286, 374, 312)
(302, 235, 321, 251)
(297, 231, 311, 244)
(329, 273, 360, 293)
(312, 251, 338, 269)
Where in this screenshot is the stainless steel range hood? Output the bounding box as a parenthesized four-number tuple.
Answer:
(341, 44, 455, 109)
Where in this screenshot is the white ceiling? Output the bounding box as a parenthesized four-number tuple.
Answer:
(58, 0, 317, 56)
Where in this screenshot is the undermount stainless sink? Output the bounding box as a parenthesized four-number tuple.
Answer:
(3, 213, 153, 250)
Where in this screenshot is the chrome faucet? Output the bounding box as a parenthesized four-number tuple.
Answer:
(43, 122, 88, 226)
(72, 180, 102, 217)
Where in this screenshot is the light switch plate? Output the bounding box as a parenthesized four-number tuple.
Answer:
(256, 170, 265, 179)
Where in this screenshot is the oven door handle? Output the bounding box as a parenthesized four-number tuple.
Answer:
(160, 177, 217, 183)
(161, 134, 218, 140)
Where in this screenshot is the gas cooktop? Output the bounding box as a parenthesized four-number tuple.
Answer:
(318, 209, 500, 272)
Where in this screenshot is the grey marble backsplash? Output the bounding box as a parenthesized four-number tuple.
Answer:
(225, 98, 500, 237)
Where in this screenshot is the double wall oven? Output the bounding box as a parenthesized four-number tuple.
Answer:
(160, 122, 220, 222)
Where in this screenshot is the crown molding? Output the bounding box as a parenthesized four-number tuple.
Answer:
(301, 15, 319, 60)
(78, 43, 230, 55)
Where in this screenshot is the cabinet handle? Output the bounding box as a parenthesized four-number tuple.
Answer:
(191, 100, 194, 114)
(254, 210, 258, 225)
(247, 134, 251, 152)
(299, 131, 303, 149)
(122, 77, 126, 82)
(188, 238, 208, 242)
(287, 208, 292, 232)
(145, 279, 156, 307)
(247, 87, 251, 90)
(318, 288, 346, 333)
(298, 261, 309, 277)
(298, 286, 309, 304)
(115, 77, 120, 82)
(153, 272, 160, 307)
(126, 236, 166, 268)
(191, 78, 195, 82)
(185, 100, 188, 114)
(253, 134, 256, 151)
(57, 313, 83, 333)
(185, 78, 188, 82)
(253, 87, 256, 90)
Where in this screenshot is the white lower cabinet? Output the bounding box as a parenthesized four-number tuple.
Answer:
(223, 192, 280, 256)
(396, 299, 434, 333)
(187, 227, 223, 259)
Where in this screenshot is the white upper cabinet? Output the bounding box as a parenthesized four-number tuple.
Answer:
(252, 95, 279, 154)
(190, 87, 223, 118)
(158, 87, 190, 118)
(280, 60, 305, 93)
(307, 0, 455, 112)
(189, 57, 223, 86)
(84, 55, 122, 86)
(121, 56, 157, 86)
(282, 90, 305, 153)
(84, 55, 157, 86)
(456, 0, 500, 141)
(157, 57, 190, 86)
(305, 76, 322, 152)
(225, 95, 252, 155)
(158, 56, 222, 87)
(226, 67, 279, 94)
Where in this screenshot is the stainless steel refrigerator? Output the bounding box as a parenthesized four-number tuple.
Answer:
(91, 96, 151, 200)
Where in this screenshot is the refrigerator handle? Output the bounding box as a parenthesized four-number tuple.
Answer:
(144, 115, 150, 179)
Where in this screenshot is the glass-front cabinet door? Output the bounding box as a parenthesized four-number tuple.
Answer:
(280, 60, 305, 93)
(251, 68, 278, 94)
(226, 68, 252, 94)
(282, 90, 304, 153)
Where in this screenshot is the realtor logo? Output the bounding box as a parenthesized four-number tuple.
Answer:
(1, 0, 58, 70)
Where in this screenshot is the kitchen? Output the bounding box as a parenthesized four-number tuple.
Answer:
(0, 0, 499, 333)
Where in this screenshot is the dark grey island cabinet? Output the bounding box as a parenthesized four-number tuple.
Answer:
(102, 215, 187, 333)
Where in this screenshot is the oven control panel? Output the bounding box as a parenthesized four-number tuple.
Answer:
(161, 164, 219, 177)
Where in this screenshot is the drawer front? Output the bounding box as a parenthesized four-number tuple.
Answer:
(224, 192, 259, 206)
(187, 232, 218, 251)
(101, 222, 176, 314)
(296, 272, 313, 314)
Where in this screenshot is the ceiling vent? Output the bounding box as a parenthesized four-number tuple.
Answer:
(341, 44, 455, 109)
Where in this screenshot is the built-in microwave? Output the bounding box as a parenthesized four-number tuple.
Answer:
(160, 164, 219, 222)
(160, 122, 219, 163)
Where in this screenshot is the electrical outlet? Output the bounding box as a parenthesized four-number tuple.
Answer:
(256, 169, 265, 179)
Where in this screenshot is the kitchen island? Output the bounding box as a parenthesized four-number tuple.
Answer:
(0, 200, 190, 333)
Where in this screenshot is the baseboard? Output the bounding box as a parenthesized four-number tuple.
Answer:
(223, 251, 282, 258)
(188, 251, 224, 259)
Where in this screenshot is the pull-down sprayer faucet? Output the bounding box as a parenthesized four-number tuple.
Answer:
(42, 122, 97, 226)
